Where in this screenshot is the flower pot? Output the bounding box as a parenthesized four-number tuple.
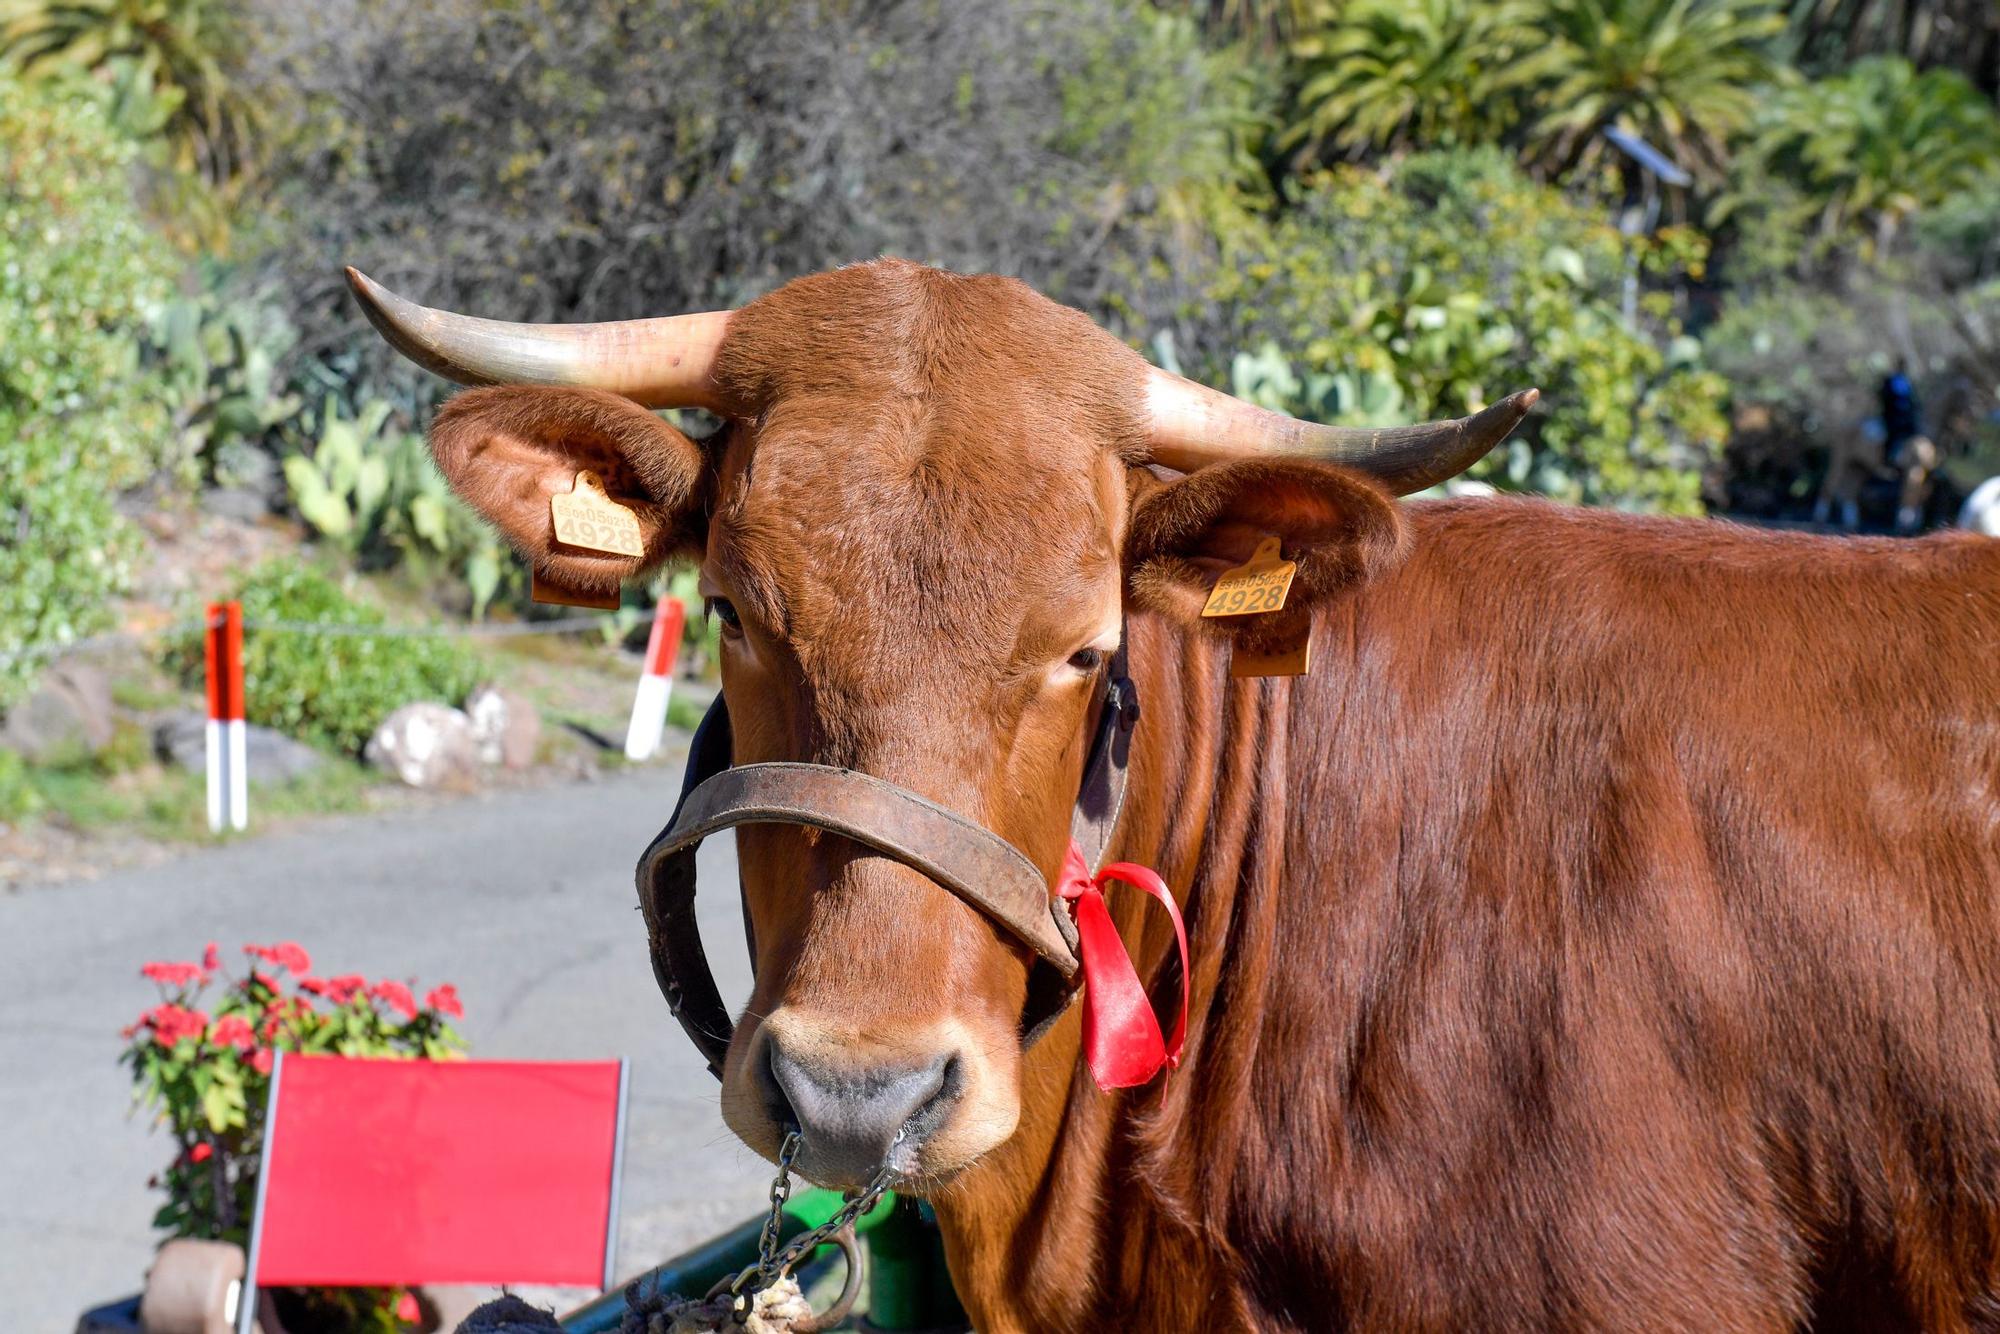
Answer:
(139, 1239, 246, 1334)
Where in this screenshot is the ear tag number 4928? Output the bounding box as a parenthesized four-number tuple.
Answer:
(550, 469, 645, 558)
(1201, 536, 1295, 618)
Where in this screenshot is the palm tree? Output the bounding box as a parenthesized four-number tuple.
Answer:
(1747, 56, 2000, 249)
(0, 0, 253, 183)
(1283, 0, 1549, 165)
(1522, 0, 1787, 183)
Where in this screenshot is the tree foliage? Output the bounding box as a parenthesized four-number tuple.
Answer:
(242, 0, 1264, 409)
(1734, 56, 2000, 249)
(1785, 0, 2000, 94)
(1208, 150, 1727, 512)
(0, 0, 255, 183)
(1283, 0, 1545, 163)
(1524, 0, 1788, 181)
(1177, 0, 1331, 49)
(0, 73, 174, 708)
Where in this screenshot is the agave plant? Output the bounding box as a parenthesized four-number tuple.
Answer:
(1283, 0, 1549, 164)
(1521, 0, 1787, 182)
(0, 0, 255, 183)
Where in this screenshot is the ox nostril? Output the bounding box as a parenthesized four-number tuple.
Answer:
(757, 1039, 799, 1131)
(764, 1039, 962, 1183)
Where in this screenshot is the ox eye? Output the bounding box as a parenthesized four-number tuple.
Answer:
(706, 597, 742, 634)
(1067, 647, 1106, 674)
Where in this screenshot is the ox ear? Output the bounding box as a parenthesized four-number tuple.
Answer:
(427, 386, 711, 600)
(1124, 458, 1409, 649)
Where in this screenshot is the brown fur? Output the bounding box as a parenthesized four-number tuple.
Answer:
(422, 260, 2000, 1331)
(429, 385, 710, 596)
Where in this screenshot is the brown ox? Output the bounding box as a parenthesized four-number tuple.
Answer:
(352, 259, 2000, 1331)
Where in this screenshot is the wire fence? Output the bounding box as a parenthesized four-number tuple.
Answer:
(1, 609, 635, 674)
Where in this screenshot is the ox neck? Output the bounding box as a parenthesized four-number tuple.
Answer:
(934, 608, 1299, 1328)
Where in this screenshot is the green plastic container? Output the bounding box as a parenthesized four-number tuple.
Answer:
(559, 1189, 968, 1332)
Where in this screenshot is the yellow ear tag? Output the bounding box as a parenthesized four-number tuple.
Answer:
(1201, 536, 1296, 619)
(550, 469, 645, 558)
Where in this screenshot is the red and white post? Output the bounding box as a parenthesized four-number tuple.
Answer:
(204, 600, 247, 832)
(624, 596, 685, 762)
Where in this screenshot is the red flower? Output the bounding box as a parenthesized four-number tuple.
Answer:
(210, 1015, 254, 1051)
(244, 941, 312, 974)
(258, 1013, 282, 1041)
(141, 961, 200, 988)
(188, 1142, 213, 1164)
(325, 975, 366, 1005)
(393, 1292, 421, 1325)
(201, 942, 221, 975)
(247, 969, 279, 994)
(145, 1004, 209, 1048)
(297, 975, 329, 997)
(250, 1048, 274, 1075)
(424, 984, 464, 1019)
(371, 980, 418, 1019)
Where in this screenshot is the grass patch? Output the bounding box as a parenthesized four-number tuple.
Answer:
(15, 750, 381, 843)
(666, 692, 709, 732)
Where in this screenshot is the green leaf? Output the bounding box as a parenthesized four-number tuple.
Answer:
(1542, 245, 1587, 286)
(409, 493, 450, 551)
(284, 456, 353, 538)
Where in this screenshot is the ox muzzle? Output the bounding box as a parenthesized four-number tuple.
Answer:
(635, 653, 1137, 1080)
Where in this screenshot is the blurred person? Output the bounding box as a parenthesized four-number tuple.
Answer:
(1811, 361, 1937, 532)
(1881, 360, 1937, 533)
(1812, 415, 1883, 530)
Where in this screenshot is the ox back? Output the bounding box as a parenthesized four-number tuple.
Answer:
(940, 497, 2000, 1333)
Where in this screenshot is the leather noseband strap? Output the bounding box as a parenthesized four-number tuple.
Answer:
(636, 652, 1136, 1080)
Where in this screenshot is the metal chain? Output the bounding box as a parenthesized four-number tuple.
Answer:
(751, 1129, 802, 1281)
(721, 1128, 898, 1315)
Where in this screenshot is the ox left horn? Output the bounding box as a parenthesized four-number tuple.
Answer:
(1144, 366, 1539, 496)
(344, 268, 736, 414)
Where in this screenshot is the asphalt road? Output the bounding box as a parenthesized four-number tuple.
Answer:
(0, 754, 771, 1332)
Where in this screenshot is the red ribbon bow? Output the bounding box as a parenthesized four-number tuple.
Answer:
(1057, 839, 1188, 1091)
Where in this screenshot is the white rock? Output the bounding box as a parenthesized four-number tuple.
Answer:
(464, 683, 540, 770)
(364, 702, 481, 789)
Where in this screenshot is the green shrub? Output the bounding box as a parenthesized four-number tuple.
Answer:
(0, 73, 176, 708)
(1202, 149, 1726, 513)
(0, 750, 45, 823)
(167, 564, 481, 755)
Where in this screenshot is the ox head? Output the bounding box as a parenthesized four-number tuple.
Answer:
(349, 260, 1534, 1188)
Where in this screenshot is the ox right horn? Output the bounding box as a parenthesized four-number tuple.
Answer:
(345, 268, 736, 414)
(1144, 366, 1539, 496)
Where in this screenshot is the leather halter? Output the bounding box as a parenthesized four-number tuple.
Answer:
(636, 650, 1139, 1080)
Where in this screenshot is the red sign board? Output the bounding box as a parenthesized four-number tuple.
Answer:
(249, 1055, 627, 1290)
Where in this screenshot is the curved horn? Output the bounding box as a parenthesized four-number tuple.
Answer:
(345, 268, 735, 414)
(1145, 366, 1539, 496)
